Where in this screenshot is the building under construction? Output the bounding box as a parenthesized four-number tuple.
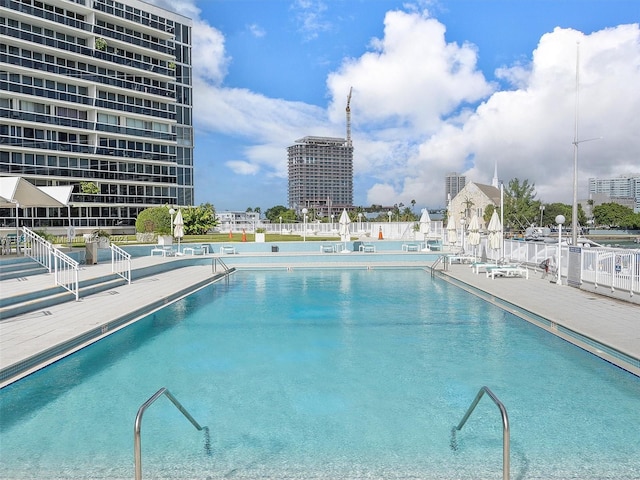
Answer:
(287, 90, 353, 216)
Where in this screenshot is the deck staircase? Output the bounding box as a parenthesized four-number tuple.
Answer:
(0, 257, 127, 319)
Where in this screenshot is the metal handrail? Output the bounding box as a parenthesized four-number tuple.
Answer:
(110, 243, 131, 284)
(22, 227, 53, 272)
(452, 386, 510, 480)
(51, 247, 80, 301)
(430, 255, 446, 277)
(212, 256, 230, 274)
(134, 387, 208, 480)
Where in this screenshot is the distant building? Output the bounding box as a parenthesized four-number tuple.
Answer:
(589, 174, 640, 213)
(0, 0, 193, 232)
(445, 172, 466, 207)
(216, 211, 260, 232)
(287, 136, 353, 216)
(448, 182, 500, 230)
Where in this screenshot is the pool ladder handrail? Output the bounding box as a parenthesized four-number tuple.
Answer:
(134, 387, 206, 480)
(454, 386, 510, 480)
(430, 254, 447, 277)
(212, 256, 230, 274)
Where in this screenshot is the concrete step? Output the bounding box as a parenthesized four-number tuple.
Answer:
(0, 275, 127, 320)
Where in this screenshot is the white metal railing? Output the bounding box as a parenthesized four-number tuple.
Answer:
(21, 227, 53, 273)
(582, 249, 638, 295)
(260, 221, 445, 241)
(110, 243, 131, 284)
(482, 238, 640, 298)
(51, 248, 79, 301)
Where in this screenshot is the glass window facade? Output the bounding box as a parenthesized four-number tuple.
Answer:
(0, 0, 194, 231)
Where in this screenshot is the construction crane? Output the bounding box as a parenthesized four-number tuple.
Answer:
(346, 86, 353, 147)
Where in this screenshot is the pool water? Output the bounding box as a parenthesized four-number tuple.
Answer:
(1, 269, 639, 479)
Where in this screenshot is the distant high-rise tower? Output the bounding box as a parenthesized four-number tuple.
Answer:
(287, 136, 353, 215)
(445, 172, 466, 205)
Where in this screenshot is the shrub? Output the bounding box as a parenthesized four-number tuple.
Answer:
(135, 207, 171, 234)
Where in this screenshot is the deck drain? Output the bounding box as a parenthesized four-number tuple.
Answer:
(17, 277, 29, 282)
(108, 290, 120, 295)
(42, 311, 52, 316)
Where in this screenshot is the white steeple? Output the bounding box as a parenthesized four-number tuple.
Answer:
(492, 161, 499, 188)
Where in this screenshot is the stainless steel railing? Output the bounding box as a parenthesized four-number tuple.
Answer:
(451, 386, 510, 480)
(134, 387, 209, 480)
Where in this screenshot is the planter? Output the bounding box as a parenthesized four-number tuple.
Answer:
(255, 232, 265, 243)
(97, 237, 110, 249)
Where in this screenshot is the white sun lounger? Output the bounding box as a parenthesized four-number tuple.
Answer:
(485, 266, 529, 279)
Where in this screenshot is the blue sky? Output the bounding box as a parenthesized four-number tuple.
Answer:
(149, 0, 640, 212)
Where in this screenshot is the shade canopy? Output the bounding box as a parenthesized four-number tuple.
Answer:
(0, 177, 67, 208)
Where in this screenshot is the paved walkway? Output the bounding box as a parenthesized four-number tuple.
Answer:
(1, 254, 638, 388)
(437, 262, 639, 376)
(0, 255, 221, 387)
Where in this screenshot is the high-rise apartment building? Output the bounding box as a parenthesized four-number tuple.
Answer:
(0, 0, 193, 232)
(445, 172, 465, 206)
(589, 174, 640, 213)
(287, 136, 353, 216)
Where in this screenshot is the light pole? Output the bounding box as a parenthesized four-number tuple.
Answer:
(302, 208, 308, 242)
(539, 205, 545, 227)
(358, 212, 362, 232)
(279, 216, 282, 235)
(331, 214, 334, 231)
(555, 214, 565, 286)
(460, 218, 466, 252)
(388, 211, 392, 223)
(169, 208, 175, 235)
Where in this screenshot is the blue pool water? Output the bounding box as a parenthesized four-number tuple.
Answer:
(1, 269, 639, 479)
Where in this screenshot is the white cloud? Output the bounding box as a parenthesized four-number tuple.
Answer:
(247, 23, 266, 38)
(148, 1, 640, 210)
(291, 0, 331, 40)
(328, 15, 640, 208)
(225, 160, 260, 175)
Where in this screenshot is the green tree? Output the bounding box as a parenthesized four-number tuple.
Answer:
(264, 205, 297, 223)
(592, 203, 635, 228)
(503, 178, 538, 230)
(182, 203, 217, 234)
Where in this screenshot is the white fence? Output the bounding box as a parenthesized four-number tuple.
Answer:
(491, 238, 639, 303)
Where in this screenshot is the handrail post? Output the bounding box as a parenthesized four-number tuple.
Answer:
(454, 386, 510, 480)
(134, 387, 204, 480)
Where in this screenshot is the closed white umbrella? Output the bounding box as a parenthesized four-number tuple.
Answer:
(338, 209, 351, 241)
(419, 209, 431, 237)
(446, 214, 457, 246)
(487, 210, 502, 260)
(467, 214, 481, 258)
(173, 209, 184, 254)
(338, 209, 351, 252)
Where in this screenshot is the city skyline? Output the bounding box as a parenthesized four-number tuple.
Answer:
(147, 0, 640, 212)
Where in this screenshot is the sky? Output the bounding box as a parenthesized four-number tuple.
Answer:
(147, 0, 640, 212)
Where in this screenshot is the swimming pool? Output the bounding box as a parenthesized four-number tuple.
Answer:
(1, 269, 639, 479)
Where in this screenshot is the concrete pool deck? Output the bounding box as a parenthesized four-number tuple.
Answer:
(1, 252, 638, 388)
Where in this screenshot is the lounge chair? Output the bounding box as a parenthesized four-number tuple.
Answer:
(485, 264, 529, 279)
(359, 243, 376, 253)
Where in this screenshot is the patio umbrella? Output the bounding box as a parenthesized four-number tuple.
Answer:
(467, 214, 481, 259)
(419, 209, 431, 238)
(338, 208, 351, 251)
(487, 210, 502, 261)
(446, 214, 457, 246)
(173, 209, 184, 254)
